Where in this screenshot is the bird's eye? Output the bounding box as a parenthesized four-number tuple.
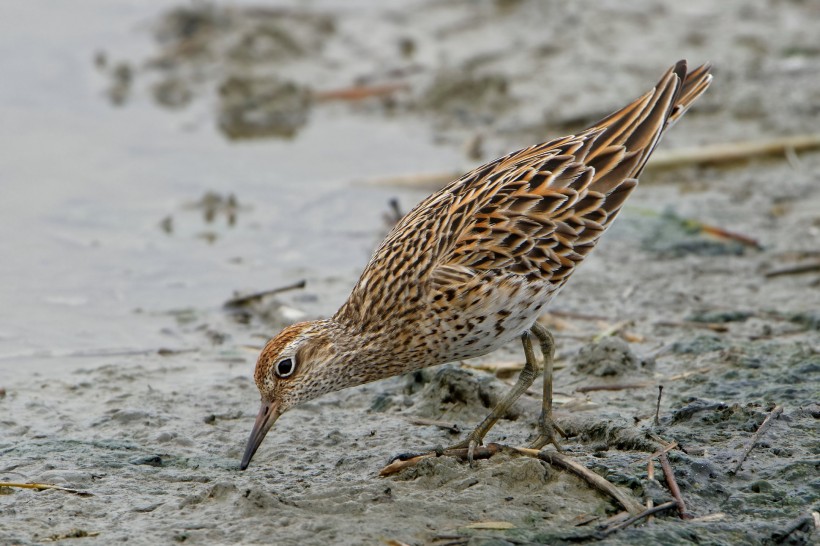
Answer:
(274, 357, 296, 378)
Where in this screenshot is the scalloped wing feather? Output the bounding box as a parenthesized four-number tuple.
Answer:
(432, 60, 711, 288)
(337, 61, 712, 334)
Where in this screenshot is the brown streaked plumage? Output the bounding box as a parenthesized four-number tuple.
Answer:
(241, 60, 713, 470)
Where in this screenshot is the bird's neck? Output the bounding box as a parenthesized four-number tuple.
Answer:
(319, 318, 437, 391)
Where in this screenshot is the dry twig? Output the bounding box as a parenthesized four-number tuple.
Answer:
(464, 521, 515, 530)
(592, 320, 634, 342)
(223, 279, 306, 308)
(647, 134, 820, 170)
(575, 383, 650, 394)
(379, 444, 500, 477)
(665, 366, 712, 382)
(314, 82, 409, 102)
(42, 529, 100, 542)
(685, 220, 762, 249)
(655, 385, 664, 426)
(406, 417, 462, 434)
(361, 171, 460, 190)
(688, 513, 727, 523)
(363, 135, 820, 191)
(546, 310, 610, 322)
(379, 444, 643, 515)
(462, 361, 525, 375)
(382, 198, 404, 229)
(655, 320, 729, 333)
(379, 454, 433, 477)
(511, 447, 644, 515)
(638, 441, 678, 464)
(659, 453, 689, 519)
(646, 460, 656, 522)
(597, 501, 678, 537)
(729, 405, 784, 474)
(0, 482, 92, 496)
(764, 261, 820, 278)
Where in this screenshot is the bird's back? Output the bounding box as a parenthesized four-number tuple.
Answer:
(335, 61, 712, 364)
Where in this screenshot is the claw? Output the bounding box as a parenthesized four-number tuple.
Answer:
(442, 431, 485, 466)
(467, 439, 477, 466)
(529, 413, 566, 452)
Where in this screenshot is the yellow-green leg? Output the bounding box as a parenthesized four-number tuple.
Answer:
(528, 322, 566, 450)
(448, 322, 564, 462)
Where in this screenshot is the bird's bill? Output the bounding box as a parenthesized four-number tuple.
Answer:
(240, 401, 281, 470)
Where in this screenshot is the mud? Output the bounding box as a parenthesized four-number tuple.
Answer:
(1, 1, 819, 545)
(572, 338, 650, 377)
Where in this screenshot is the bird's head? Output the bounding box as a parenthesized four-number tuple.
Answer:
(240, 320, 338, 470)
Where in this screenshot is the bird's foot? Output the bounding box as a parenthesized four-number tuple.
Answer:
(528, 412, 567, 452)
(445, 431, 485, 466)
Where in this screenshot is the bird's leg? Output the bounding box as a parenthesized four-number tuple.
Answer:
(447, 331, 540, 463)
(528, 322, 566, 451)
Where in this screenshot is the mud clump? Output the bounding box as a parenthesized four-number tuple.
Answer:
(409, 367, 517, 422)
(572, 337, 652, 377)
(670, 334, 726, 355)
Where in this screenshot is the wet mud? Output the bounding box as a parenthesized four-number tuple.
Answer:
(2, 1, 819, 545)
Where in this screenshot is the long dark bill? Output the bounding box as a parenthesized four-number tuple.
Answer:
(240, 402, 281, 470)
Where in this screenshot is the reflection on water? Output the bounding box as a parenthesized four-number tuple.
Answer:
(0, 1, 458, 373)
(95, 1, 561, 145)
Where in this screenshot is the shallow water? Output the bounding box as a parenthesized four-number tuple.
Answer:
(0, 0, 456, 372)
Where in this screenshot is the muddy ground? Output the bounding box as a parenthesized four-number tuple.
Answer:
(1, 1, 819, 545)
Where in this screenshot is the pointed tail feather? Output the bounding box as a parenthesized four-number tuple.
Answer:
(586, 60, 712, 190)
(667, 62, 713, 127)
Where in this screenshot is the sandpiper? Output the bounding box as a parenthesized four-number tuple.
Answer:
(240, 60, 712, 470)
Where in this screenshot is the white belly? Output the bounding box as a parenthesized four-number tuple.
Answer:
(425, 276, 558, 363)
